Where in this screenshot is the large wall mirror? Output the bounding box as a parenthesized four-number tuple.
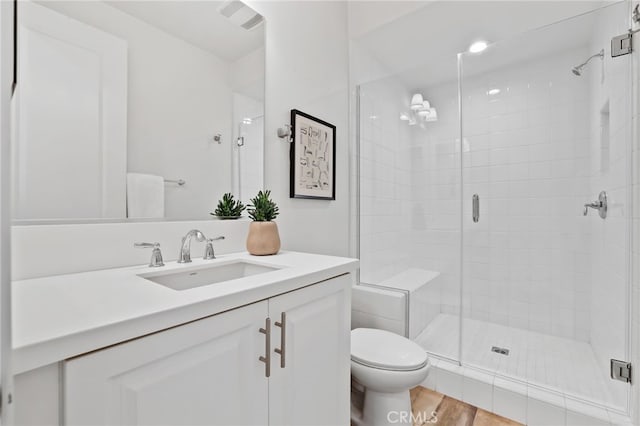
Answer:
(12, 0, 265, 223)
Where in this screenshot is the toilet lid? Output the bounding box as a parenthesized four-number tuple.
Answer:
(351, 328, 428, 371)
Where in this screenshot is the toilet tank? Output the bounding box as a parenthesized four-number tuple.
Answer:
(352, 269, 441, 339)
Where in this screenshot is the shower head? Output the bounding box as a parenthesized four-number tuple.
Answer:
(571, 49, 604, 77)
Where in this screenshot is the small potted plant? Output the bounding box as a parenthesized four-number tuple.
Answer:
(211, 193, 245, 219)
(246, 190, 280, 255)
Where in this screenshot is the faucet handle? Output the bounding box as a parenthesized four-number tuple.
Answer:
(583, 191, 608, 219)
(204, 236, 225, 260)
(134, 242, 165, 267)
(134, 242, 159, 249)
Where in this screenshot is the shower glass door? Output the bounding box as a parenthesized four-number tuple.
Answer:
(356, 68, 462, 362)
(459, 1, 632, 412)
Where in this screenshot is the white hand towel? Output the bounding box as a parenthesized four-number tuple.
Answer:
(127, 173, 165, 218)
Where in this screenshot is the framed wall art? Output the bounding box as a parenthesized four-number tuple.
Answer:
(289, 109, 336, 200)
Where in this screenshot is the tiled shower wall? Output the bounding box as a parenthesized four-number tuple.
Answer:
(360, 47, 598, 342)
(410, 47, 594, 342)
(358, 78, 413, 285)
(457, 48, 593, 341)
(408, 87, 460, 319)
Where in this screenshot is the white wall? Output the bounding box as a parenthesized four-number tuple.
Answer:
(247, 1, 350, 257)
(232, 47, 265, 101)
(12, 220, 250, 280)
(37, 1, 234, 220)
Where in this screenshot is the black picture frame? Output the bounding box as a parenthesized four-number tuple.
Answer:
(289, 109, 336, 200)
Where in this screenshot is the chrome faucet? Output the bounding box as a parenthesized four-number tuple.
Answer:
(178, 229, 206, 263)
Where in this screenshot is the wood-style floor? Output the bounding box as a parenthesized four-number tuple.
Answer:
(410, 387, 523, 426)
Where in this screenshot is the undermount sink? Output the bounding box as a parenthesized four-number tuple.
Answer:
(138, 260, 281, 291)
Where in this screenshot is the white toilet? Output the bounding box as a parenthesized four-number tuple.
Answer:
(351, 328, 430, 426)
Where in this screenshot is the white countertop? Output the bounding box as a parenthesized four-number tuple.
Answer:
(13, 251, 358, 374)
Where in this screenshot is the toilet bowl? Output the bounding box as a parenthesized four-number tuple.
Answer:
(351, 328, 430, 426)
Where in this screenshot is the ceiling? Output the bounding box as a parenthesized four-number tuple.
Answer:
(354, 0, 609, 90)
(106, 1, 264, 62)
(347, 1, 436, 39)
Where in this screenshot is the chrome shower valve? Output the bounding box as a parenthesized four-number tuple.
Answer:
(583, 191, 608, 219)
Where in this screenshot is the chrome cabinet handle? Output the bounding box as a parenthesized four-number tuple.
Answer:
(472, 194, 480, 223)
(259, 318, 271, 378)
(274, 312, 286, 368)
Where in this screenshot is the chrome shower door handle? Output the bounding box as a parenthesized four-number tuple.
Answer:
(274, 312, 286, 368)
(259, 318, 271, 378)
(472, 194, 480, 223)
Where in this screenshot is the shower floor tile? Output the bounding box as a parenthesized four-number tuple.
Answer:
(415, 314, 624, 410)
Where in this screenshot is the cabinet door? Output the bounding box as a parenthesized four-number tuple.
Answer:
(268, 274, 352, 426)
(64, 301, 269, 426)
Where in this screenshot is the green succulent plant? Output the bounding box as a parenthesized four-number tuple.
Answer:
(247, 190, 279, 222)
(212, 193, 245, 218)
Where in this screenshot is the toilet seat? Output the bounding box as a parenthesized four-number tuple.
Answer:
(351, 328, 428, 372)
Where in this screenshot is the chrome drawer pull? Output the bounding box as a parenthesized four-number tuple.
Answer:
(274, 312, 286, 368)
(259, 317, 271, 377)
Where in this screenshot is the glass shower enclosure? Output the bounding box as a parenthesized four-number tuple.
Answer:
(356, 1, 633, 414)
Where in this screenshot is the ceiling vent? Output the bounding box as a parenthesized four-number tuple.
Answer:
(219, 1, 264, 31)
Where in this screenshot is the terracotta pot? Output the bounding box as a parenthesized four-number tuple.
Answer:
(246, 221, 281, 256)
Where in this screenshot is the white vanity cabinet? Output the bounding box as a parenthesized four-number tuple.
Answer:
(63, 274, 351, 426)
(64, 301, 270, 425)
(268, 276, 350, 425)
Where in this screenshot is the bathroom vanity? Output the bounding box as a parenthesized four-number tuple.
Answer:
(12, 251, 358, 425)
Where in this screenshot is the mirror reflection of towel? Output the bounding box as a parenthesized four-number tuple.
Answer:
(126, 173, 165, 218)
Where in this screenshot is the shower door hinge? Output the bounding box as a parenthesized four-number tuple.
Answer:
(610, 359, 632, 383)
(611, 32, 632, 57)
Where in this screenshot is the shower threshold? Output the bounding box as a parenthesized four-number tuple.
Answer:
(414, 314, 630, 424)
